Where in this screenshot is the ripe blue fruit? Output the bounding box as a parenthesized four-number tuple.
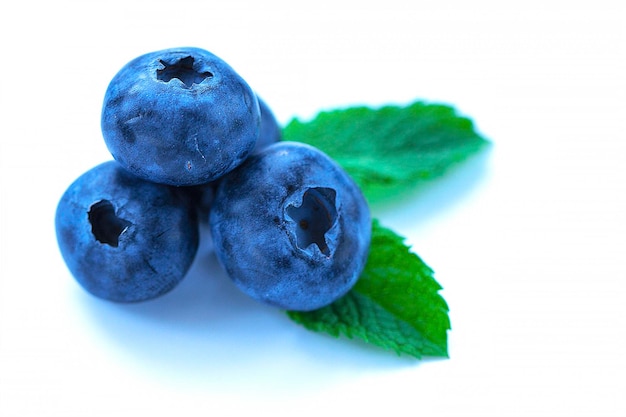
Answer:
(209, 142, 371, 311)
(101, 47, 261, 186)
(55, 161, 199, 302)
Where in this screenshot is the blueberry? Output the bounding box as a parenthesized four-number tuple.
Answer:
(253, 96, 281, 152)
(55, 161, 199, 302)
(209, 142, 371, 311)
(101, 47, 261, 186)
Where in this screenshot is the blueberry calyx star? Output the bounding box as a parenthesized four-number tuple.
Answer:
(156, 56, 213, 88)
(286, 187, 338, 256)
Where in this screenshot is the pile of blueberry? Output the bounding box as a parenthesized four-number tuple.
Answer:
(55, 47, 371, 311)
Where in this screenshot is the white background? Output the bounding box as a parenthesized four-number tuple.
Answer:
(1, 1, 625, 416)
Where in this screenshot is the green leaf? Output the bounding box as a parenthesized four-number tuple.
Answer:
(288, 220, 450, 358)
(282, 101, 489, 204)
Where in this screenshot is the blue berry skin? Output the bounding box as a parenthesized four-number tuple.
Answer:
(55, 161, 199, 302)
(209, 142, 371, 311)
(253, 96, 281, 152)
(101, 47, 261, 186)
